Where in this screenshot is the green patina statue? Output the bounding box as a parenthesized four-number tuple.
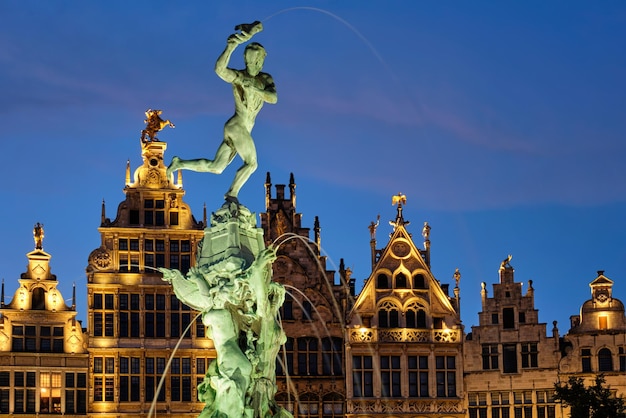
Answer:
(161, 22, 289, 418)
(167, 20, 277, 202)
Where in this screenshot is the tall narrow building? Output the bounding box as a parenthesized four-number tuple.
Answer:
(463, 257, 561, 418)
(0, 225, 88, 415)
(260, 173, 353, 418)
(85, 141, 209, 416)
(346, 197, 464, 417)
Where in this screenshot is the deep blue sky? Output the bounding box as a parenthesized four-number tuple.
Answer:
(1, 1, 625, 334)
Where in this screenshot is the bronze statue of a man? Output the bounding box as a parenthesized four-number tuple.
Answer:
(167, 21, 277, 202)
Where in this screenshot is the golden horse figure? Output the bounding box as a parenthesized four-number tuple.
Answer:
(141, 109, 175, 143)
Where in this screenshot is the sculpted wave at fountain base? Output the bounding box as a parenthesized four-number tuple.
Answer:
(161, 200, 292, 418)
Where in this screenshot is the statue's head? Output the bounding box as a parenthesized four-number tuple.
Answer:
(244, 42, 266, 76)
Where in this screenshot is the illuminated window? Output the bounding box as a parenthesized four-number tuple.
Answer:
(93, 357, 114, 402)
(118, 238, 140, 272)
(380, 355, 402, 398)
(482, 344, 499, 370)
(39, 372, 62, 413)
(408, 355, 429, 397)
(436, 355, 456, 397)
(599, 315, 608, 330)
(352, 355, 373, 397)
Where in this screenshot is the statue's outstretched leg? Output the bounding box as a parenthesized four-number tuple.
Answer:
(167, 141, 236, 179)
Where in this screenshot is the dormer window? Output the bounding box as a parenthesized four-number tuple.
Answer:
(395, 273, 408, 289)
(377, 274, 389, 289)
(414, 274, 426, 289)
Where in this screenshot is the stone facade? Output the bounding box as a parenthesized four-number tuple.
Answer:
(261, 173, 352, 418)
(0, 238, 88, 415)
(346, 202, 464, 418)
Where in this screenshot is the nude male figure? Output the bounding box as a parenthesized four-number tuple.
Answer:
(167, 22, 277, 202)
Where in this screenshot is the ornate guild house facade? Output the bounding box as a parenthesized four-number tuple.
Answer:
(0, 136, 624, 417)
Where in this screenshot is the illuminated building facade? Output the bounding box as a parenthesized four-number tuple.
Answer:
(261, 173, 352, 418)
(0, 140, 625, 417)
(84, 141, 210, 416)
(463, 258, 562, 418)
(345, 202, 465, 417)
(0, 231, 88, 415)
(558, 271, 626, 403)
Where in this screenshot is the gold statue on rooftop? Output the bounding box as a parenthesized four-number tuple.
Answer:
(33, 222, 44, 250)
(141, 109, 175, 144)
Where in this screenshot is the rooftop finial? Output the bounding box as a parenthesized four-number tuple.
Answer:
(33, 222, 44, 250)
(390, 193, 409, 229)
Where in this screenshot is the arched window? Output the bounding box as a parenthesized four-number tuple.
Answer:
(298, 393, 319, 418)
(598, 348, 613, 372)
(302, 300, 313, 320)
(395, 273, 408, 289)
(322, 392, 344, 418)
(406, 301, 427, 328)
(377, 274, 389, 289)
(281, 293, 294, 320)
(414, 274, 426, 289)
(378, 301, 400, 328)
(32, 287, 46, 310)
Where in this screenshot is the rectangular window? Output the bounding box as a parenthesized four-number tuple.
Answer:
(619, 347, 626, 372)
(492, 391, 511, 418)
(277, 338, 294, 376)
(297, 338, 318, 376)
(92, 292, 114, 337)
(322, 337, 343, 376)
(408, 355, 429, 397)
(503, 344, 518, 373)
(492, 313, 499, 324)
(39, 372, 62, 413)
(380, 355, 401, 398)
(468, 392, 488, 418)
(93, 357, 114, 402)
(0, 372, 9, 414)
(581, 348, 592, 372)
(503, 308, 515, 329)
(13, 371, 36, 413)
(170, 357, 192, 402)
(145, 357, 166, 402)
(521, 343, 538, 368)
(352, 355, 373, 397)
(482, 344, 499, 370)
(436, 355, 456, 397)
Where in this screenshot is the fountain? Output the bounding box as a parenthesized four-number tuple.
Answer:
(160, 20, 290, 418)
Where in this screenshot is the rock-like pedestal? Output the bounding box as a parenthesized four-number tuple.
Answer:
(161, 201, 291, 418)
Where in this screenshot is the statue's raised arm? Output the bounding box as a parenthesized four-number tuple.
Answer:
(168, 20, 277, 203)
